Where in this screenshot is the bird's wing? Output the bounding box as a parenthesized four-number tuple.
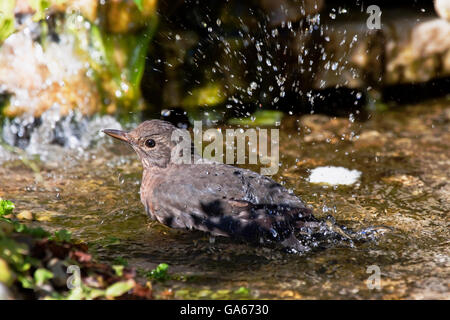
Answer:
(148, 164, 312, 240)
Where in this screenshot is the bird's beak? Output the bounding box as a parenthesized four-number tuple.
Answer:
(102, 129, 130, 143)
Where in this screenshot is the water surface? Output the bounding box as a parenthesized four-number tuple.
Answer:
(1, 98, 449, 299)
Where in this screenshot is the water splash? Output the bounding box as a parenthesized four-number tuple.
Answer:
(1, 105, 122, 163)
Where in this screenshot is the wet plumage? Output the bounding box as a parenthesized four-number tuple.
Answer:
(104, 120, 320, 252)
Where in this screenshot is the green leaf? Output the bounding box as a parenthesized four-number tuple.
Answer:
(103, 236, 121, 246)
(105, 280, 134, 298)
(17, 275, 34, 289)
(128, 19, 158, 90)
(29, 0, 51, 22)
(51, 229, 71, 242)
(133, 0, 143, 11)
(34, 268, 54, 286)
(25, 226, 51, 239)
(148, 263, 169, 281)
(0, 0, 15, 43)
(234, 286, 249, 295)
(112, 265, 124, 277)
(0, 199, 14, 217)
(113, 256, 128, 266)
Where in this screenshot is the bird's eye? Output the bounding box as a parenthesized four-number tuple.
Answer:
(145, 139, 156, 148)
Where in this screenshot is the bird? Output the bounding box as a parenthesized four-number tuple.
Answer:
(103, 120, 329, 253)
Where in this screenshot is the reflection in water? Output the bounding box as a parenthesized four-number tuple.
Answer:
(0, 98, 449, 299)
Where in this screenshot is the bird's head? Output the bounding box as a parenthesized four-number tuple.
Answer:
(103, 120, 179, 169)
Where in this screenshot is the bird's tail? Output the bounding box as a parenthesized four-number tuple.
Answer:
(287, 215, 392, 253)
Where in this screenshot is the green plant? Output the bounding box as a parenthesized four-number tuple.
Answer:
(0, 0, 15, 43)
(0, 198, 14, 217)
(147, 263, 170, 281)
(50, 229, 72, 242)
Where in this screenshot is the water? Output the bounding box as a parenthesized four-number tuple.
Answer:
(0, 98, 449, 299)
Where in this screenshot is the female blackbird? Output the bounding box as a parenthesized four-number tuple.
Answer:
(104, 120, 322, 252)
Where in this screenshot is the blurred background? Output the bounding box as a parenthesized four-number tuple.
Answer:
(0, 0, 449, 140)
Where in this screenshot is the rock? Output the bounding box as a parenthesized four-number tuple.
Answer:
(15, 0, 98, 22)
(354, 130, 387, 148)
(382, 175, 425, 189)
(435, 183, 450, 205)
(48, 258, 69, 288)
(435, 0, 450, 20)
(313, 10, 450, 89)
(35, 211, 61, 222)
(16, 210, 34, 221)
(300, 115, 353, 143)
(0, 23, 100, 118)
(386, 19, 450, 84)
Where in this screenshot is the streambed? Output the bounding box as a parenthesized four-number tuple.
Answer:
(0, 98, 449, 299)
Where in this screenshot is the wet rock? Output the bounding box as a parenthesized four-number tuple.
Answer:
(48, 258, 69, 288)
(387, 19, 450, 84)
(382, 175, 426, 195)
(15, 0, 98, 22)
(300, 115, 353, 143)
(0, 22, 100, 118)
(435, 0, 450, 20)
(314, 9, 450, 90)
(435, 183, 450, 205)
(354, 130, 387, 149)
(16, 210, 34, 221)
(35, 210, 61, 222)
(279, 289, 302, 299)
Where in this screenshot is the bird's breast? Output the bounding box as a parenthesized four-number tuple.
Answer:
(140, 170, 163, 220)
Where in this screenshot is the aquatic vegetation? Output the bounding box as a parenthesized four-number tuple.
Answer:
(0, 0, 15, 43)
(0, 199, 153, 299)
(0, 198, 14, 217)
(146, 263, 170, 281)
